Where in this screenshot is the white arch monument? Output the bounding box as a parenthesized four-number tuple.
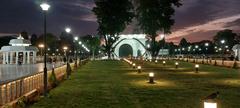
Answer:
(112, 34, 151, 58)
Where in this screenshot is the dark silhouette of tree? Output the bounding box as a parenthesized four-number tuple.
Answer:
(0, 36, 15, 48)
(59, 32, 74, 53)
(136, 0, 181, 58)
(93, 0, 134, 58)
(80, 35, 100, 58)
(36, 33, 58, 53)
(20, 31, 29, 40)
(179, 38, 189, 48)
(30, 34, 38, 46)
(213, 29, 237, 48)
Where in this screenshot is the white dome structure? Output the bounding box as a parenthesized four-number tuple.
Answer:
(0, 35, 39, 64)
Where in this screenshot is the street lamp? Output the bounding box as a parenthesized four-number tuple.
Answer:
(74, 36, 79, 68)
(65, 27, 71, 33)
(40, 2, 50, 96)
(132, 63, 136, 69)
(163, 61, 166, 66)
(38, 44, 44, 56)
(220, 40, 225, 65)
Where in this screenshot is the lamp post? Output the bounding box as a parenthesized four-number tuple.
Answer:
(132, 63, 136, 69)
(163, 60, 166, 66)
(195, 64, 199, 73)
(74, 36, 78, 68)
(38, 44, 44, 56)
(78, 41, 82, 66)
(137, 66, 141, 73)
(220, 40, 225, 65)
(63, 46, 70, 79)
(175, 62, 179, 69)
(40, 2, 50, 96)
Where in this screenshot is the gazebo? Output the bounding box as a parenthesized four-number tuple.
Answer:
(0, 35, 39, 64)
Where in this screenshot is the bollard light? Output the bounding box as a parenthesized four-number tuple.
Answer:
(137, 66, 141, 73)
(163, 61, 166, 66)
(175, 62, 179, 69)
(195, 64, 199, 73)
(155, 60, 158, 64)
(132, 63, 136, 68)
(204, 101, 217, 108)
(149, 59, 152, 62)
(149, 72, 155, 83)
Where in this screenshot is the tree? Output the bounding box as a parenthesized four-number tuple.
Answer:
(36, 33, 59, 54)
(136, 0, 181, 58)
(93, 0, 134, 58)
(80, 35, 100, 59)
(0, 36, 15, 48)
(179, 38, 189, 47)
(20, 31, 29, 40)
(30, 34, 38, 46)
(213, 29, 237, 48)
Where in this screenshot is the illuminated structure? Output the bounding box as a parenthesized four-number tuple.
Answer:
(112, 34, 150, 58)
(0, 35, 39, 64)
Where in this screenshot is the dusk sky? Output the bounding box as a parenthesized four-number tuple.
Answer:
(0, 0, 240, 44)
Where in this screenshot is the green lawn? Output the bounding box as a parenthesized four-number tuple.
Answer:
(31, 60, 240, 108)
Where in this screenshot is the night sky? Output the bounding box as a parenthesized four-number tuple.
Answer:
(0, 0, 240, 44)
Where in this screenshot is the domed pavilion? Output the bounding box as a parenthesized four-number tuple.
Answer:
(0, 35, 39, 64)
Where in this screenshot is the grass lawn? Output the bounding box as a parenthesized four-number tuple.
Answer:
(31, 60, 240, 108)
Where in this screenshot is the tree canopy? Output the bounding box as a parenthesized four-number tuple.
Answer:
(93, 0, 134, 58)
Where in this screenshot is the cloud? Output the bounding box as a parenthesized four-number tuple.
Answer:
(167, 14, 240, 41)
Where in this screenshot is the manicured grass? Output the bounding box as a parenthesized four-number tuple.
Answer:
(31, 60, 240, 108)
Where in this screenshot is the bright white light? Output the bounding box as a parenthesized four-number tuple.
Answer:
(221, 40, 225, 44)
(38, 44, 44, 48)
(147, 44, 150, 48)
(133, 63, 136, 66)
(195, 45, 199, 49)
(160, 34, 165, 40)
(40, 3, 50, 11)
(163, 61, 166, 64)
(65, 27, 71, 33)
(204, 102, 217, 108)
(137, 66, 141, 69)
(63, 46, 68, 50)
(195, 64, 199, 68)
(175, 62, 179, 65)
(149, 72, 154, 77)
(74, 37, 79, 41)
(155, 60, 158, 63)
(78, 41, 82, 45)
(205, 43, 209, 47)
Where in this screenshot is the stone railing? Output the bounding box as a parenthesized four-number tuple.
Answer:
(0, 62, 76, 106)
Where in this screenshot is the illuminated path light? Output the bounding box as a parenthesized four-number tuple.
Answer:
(195, 64, 199, 73)
(149, 72, 155, 84)
(137, 66, 141, 73)
(163, 61, 166, 66)
(175, 62, 179, 69)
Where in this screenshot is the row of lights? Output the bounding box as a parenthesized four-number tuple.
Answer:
(145, 59, 216, 108)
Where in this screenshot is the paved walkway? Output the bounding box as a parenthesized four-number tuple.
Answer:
(0, 62, 65, 84)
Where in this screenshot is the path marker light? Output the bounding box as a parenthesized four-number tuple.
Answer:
(175, 62, 179, 69)
(163, 61, 166, 66)
(155, 60, 158, 64)
(132, 63, 136, 69)
(137, 66, 141, 73)
(149, 72, 155, 84)
(204, 100, 217, 108)
(195, 64, 199, 73)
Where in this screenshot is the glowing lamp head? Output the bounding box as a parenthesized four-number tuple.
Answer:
(149, 72, 154, 77)
(40, 3, 50, 11)
(63, 46, 68, 50)
(133, 63, 136, 66)
(155, 60, 158, 63)
(74, 37, 79, 41)
(38, 44, 44, 48)
(221, 40, 225, 44)
(195, 64, 199, 68)
(65, 27, 71, 33)
(175, 62, 179, 65)
(78, 41, 82, 45)
(137, 66, 141, 69)
(163, 61, 166, 64)
(204, 101, 217, 108)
